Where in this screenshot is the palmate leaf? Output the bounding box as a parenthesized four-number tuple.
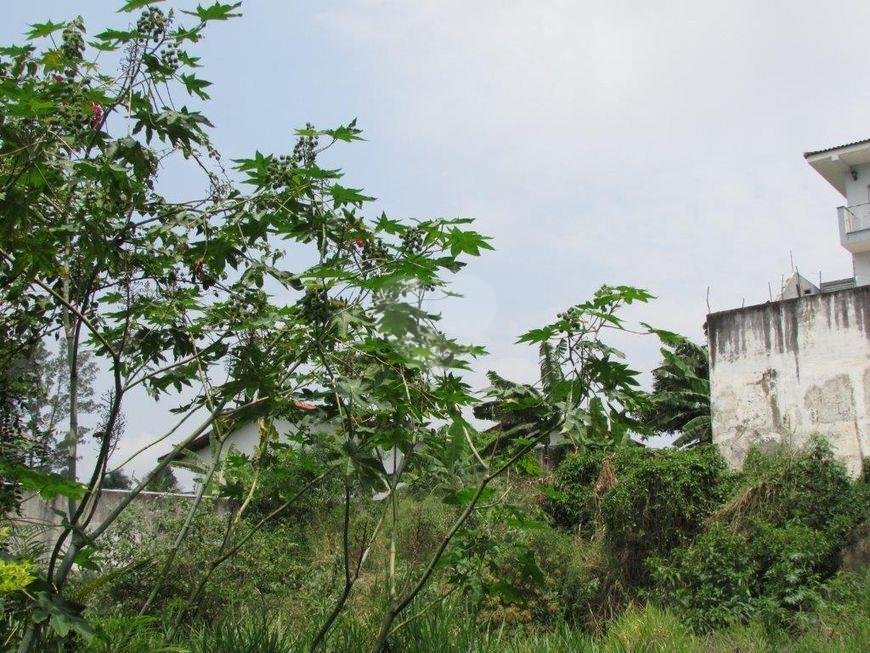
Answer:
(26, 21, 66, 40)
(330, 184, 375, 207)
(594, 285, 654, 306)
(179, 73, 212, 100)
(119, 0, 165, 12)
(447, 227, 494, 257)
(323, 119, 364, 143)
(33, 590, 94, 641)
(182, 2, 243, 22)
(92, 28, 139, 47)
(642, 322, 684, 346)
(516, 326, 555, 344)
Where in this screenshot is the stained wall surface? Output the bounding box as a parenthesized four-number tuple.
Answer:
(13, 489, 233, 560)
(708, 286, 870, 476)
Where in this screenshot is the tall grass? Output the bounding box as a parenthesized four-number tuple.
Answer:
(84, 574, 869, 653)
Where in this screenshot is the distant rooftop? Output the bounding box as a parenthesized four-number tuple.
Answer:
(819, 277, 856, 293)
(804, 138, 870, 158)
(778, 271, 856, 301)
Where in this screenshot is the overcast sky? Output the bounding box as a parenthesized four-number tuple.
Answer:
(5, 1, 868, 483)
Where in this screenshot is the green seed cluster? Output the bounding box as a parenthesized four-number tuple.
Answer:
(298, 289, 350, 331)
(161, 42, 180, 73)
(136, 7, 167, 40)
(265, 155, 297, 190)
(46, 75, 95, 135)
(401, 227, 424, 254)
(360, 239, 389, 272)
(61, 18, 85, 60)
(264, 126, 320, 190)
(292, 124, 318, 168)
(556, 307, 589, 331)
(300, 289, 332, 325)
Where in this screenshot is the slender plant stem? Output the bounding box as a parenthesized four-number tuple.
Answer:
(370, 422, 557, 652)
(139, 433, 227, 616)
(310, 480, 353, 652)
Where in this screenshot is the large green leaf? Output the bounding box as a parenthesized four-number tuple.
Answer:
(0, 464, 86, 501)
(26, 21, 65, 40)
(182, 2, 243, 22)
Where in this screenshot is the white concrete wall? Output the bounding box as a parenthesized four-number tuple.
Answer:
(843, 161, 870, 207)
(193, 417, 297, 471)
(708, 287, 870, 477)
(854, 251, 870, 286)
(12, 489, 233, 560)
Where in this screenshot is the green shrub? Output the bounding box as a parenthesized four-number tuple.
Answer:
(541, 448, 608, 532)
(219, 444, 342, 525)
(649, 441, 869, 633)
(601, 604, 698, 653)
(83, 499, 304, 621)
(396, 495, 457, 565)
(733, 439, 867, 544)
(473, 525, 582, 629)
(649, 523, 756, 631)
(649, 521, 835, 632)
(600, 445, 729, 584)
(749, 521, 830, 624)
(81, 569, 870, 652)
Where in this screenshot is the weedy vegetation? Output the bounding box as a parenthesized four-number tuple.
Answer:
(0, 2, 867, 652)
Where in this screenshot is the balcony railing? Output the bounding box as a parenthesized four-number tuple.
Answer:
(840, 203, 870, 233)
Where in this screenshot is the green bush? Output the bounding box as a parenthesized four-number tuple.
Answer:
(75, 442, 869, 648)
(648, 523, 756, 631)
(77, 568, 870, 652)
(649, 440, 869, 632)
(472, 525, 584, 629)
(735, 439, 867, 545)
(601, 604, 698, 653)
(83, 499, 303, 621)
(749, 521, 830, 624)
(541, 449, 608, 532)
(600, 446, 729, 583)
(219, 443, 343, 525)
(396, 495, 457, 565)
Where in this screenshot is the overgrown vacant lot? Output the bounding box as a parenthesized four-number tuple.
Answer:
(1, 2, 867, 652)
(64, 442, 868, 652)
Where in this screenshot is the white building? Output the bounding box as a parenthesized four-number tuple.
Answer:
(707, 140, 870, 477)
(179, 416, 299, 471)
(806, 138, 870, 286)
(162, 400, 318, 478)
(166, 402, 404, 484)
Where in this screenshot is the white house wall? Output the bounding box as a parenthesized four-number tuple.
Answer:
(194, 417, 297, 470)
(708, 287, 870, 477)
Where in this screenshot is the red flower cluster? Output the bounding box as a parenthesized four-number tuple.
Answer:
(90, 101, 103, 129)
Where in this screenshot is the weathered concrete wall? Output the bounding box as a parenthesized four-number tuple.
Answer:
(11, 489, 233, 560)
(708, 286, 870, 477)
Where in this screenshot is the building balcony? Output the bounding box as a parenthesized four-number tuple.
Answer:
(837, 204, 870, 253)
